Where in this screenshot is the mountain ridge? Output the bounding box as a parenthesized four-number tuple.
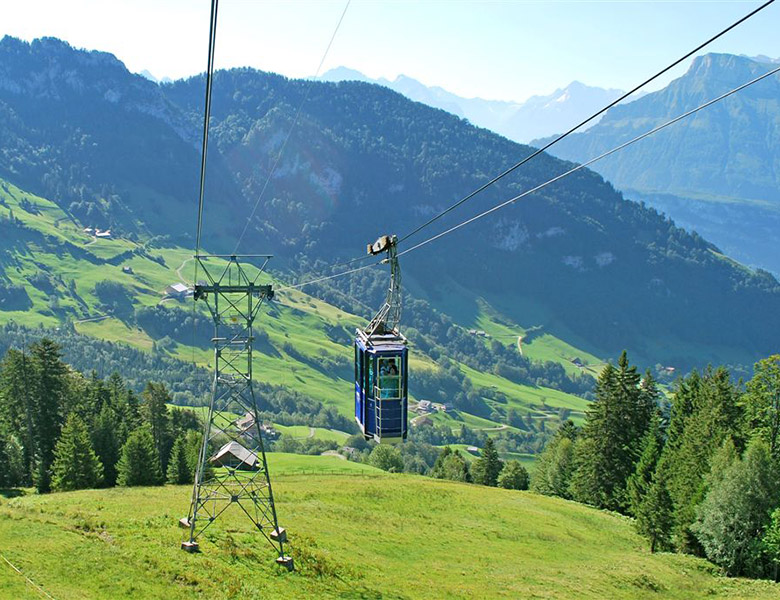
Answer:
(0, 36, 778, 370)
(317, 66, 625, 142)
(531, 52, 780, 273)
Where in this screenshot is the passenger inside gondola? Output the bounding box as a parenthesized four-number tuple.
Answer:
(378, 357, 401, 399)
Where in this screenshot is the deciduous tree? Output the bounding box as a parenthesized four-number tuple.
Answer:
(692, 440, 780, 576)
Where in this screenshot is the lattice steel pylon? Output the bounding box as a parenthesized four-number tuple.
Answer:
(180, 254, 293, 570)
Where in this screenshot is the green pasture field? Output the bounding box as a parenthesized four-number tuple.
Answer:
(1, 458, 776, 599)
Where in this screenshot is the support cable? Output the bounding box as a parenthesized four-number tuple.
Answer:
(279, 0, 777, 289)
(1, 552, 57, 600)
(293, 0, 777, 277)
(396, 64, 780, 258)
(394, 0, 776, 247)
(278, 63, 780, 290)
(232, 0, 352, 254)
(194, 0, 219, 257)
(276, 260, 381, 292)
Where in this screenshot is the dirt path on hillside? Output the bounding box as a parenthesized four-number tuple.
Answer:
(320, 450, 346, 460)
(176, 257, 194, 284)
(478, 424, 510, 432)
(75, 314, 109, 324)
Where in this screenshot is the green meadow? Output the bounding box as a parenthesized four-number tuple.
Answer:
(1, 455, 776, 599)
(0, 177, 593, 435)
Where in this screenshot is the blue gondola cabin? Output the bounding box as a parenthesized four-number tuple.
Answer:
(354, 329, 408, 443)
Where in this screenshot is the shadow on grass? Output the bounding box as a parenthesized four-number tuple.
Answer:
(0, 488, 26, 499)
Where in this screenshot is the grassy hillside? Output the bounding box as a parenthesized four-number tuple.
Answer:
(1, 455, 777, 599)
(0, 176, 592, 437)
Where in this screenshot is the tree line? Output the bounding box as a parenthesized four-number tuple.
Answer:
(0, 338, 203, 492)
(342, 433, 529, 492)
(530, 351, 780, 581)
(0, 322, 355, 432)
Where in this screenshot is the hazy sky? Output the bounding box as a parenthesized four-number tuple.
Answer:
(3, 1, 779, 102)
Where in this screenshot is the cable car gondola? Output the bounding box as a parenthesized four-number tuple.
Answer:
(354, 235, 408, 443)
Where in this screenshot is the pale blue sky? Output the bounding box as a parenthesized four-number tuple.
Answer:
(4, 1, 778, 101)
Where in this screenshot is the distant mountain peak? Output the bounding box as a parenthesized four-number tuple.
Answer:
(533, 51, 780, 275)
(742, 54, 780, 65)
(139, 69, 159, 83)
(137, 70, 173, 85)
(318, 66, 371, 83)
(315, 66, 624, 142)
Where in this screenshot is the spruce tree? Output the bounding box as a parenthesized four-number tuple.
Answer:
(532, 420, 577, 497)
(627, 412, 664, 517)
(471, 437, 503, 487)
(117, 426, 163, 486)
(660, 367, 743, 552)
(30, 339, 68, 493)
(570, 353, 652, 512)
(498, 460, 529, 490)
(0, 432, 12, 488)
(635, 471, 673, 553)
(0, 348, 36, 485)
(91, 405, 121, 487)
(141, 383, 173, 472)
(52, 414, 104, 492)
(167, 435, 193, 484)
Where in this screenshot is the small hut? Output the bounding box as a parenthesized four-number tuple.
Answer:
(209, 441, 260, 471)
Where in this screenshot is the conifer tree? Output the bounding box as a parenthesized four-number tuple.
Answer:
(635, 471, 673, 553)
(30, 339, 68, 493)
(498, 460, 529, 490)
(91, 405, 121, 487)
(0, 432, 13, 488)
(141, 382, 173, 472)
(167, 435, 193, 484)
(570, 353, 653, 512)
(117, 426, 163, 486)
(51, 414, 103, 492)
(627, 412, 664, 517)
(659, 367, 743, 552)
(0, 348, 36, 484)
(106, 373, 140, 444)
(471, 437, 503, 487)
(532, 420, 577, 497)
